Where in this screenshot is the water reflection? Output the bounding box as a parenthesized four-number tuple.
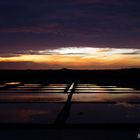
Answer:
(0, 82, 140, 103)
(5, 82, 21, 85)
(0, 103, 64, 124)
(0, 109, 49, 122)
(18, 84, 42, 88)
(0, 81, 140, 124)
(115, 102, 134, 108)
(76, 85, 138, 95)
(0, 85, 5, 88)
(72, 93, 140, 103)
(0, 93, 68, 102)
(39, 84, 67, 93)
(0, 83, 68, 93)
(0, 83, 68, 102)
(76, 87, 134, 90)
(66, 103, 140, 124)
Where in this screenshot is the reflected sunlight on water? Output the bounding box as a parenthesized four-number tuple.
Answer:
(4, 82, 21, 85)
(0, 82, 140, 102)
(0, 81, 140, 124)
(71, 93, 140, 102)
(0, 103, 64, 124)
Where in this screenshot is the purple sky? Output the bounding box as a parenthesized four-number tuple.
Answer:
(0, 0, 140, 69)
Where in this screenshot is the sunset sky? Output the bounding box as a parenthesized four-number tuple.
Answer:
(0, 0, 140, 69)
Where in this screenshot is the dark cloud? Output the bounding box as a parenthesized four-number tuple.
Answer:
(0, 0, 140, 53)
(0, 61, 53, 69)
(121, 50, 140, 55)
(0, 24, 60, 34)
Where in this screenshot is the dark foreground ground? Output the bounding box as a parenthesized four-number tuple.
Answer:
(0, 69, 140, 140)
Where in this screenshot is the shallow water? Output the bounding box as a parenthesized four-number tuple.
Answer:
(0, 81, 140, 124)
(0, 103, 64, 124)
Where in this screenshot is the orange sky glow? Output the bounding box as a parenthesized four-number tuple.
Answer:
(0, 47, 140, 69)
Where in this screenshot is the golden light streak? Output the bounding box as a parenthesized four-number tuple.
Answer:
(0, 47, 140, 69)
(5, 82, 21, 85)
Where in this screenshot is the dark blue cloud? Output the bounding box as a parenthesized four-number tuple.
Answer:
(0, 0, 140, 52)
